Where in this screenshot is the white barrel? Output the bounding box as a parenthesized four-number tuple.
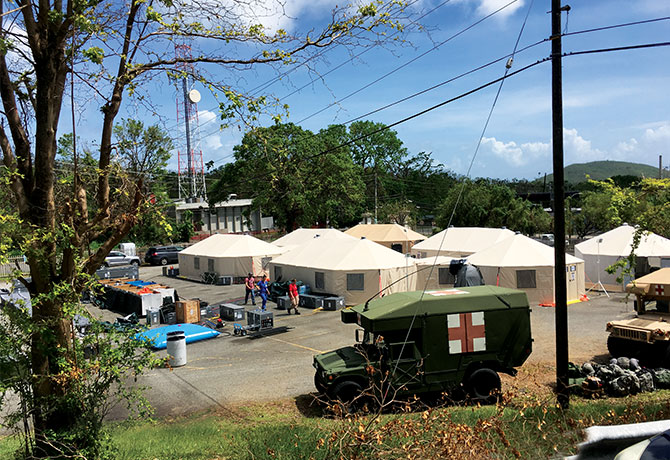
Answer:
(166, 330, 186, 367)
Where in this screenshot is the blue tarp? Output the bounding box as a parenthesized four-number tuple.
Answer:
(126, 280, 154, 287)
(134, 323, 220, 350)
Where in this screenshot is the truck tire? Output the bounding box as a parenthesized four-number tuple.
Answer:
(160, 257, 168, 265)
(331, 380, 362, 404)
(607, 335, 629, 358)
(314, 374, 327, 394)
(465, 368, 501, 404)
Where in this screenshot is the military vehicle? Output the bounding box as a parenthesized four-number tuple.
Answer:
(607, 268, 670, 366)
(313, 286, 532, 403)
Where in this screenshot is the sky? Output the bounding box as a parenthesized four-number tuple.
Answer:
(68, 0, 670, 181)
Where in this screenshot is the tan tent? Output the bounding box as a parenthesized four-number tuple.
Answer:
(268, 237, 416, 305)
(345, 223, 426, 253)
(575, 225, 670, 292)
(272, 228, 355, 247)
(411, 227, 514, 258)
(178, 234, 284, 281)
(467, 233, 585, 305)
(415, 256, 457, 291)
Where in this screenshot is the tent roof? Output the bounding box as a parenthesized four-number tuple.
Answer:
(270, 236, 414, 271)
(414, 256, 456, 266)
(412, 227, 514, 254)
(272, 228, 355, 247)
(180, 234, 284, 257)
(575, 224, 670, 257)
(344, 223, 426, 243)
(467, 233, 583, 267)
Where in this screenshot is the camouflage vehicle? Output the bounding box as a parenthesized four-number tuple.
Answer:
(313, 286, 532, 403)
(607, 268, 670, 366)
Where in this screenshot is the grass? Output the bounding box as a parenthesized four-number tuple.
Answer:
(3, 391, 670, 459)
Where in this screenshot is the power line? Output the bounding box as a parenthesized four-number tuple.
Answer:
(296, 0, 520, 125)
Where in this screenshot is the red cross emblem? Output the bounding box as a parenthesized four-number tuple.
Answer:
(656, 284, 665, 296)
(447, 312, 486, 354)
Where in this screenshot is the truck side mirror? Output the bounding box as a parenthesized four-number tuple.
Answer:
(355, 328, 364, 343)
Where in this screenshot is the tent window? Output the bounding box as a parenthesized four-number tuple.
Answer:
(261, 257, 272, 270)
(274, 266, 283, 282)
(194, 257, 200, 270)
(438, 267, 455, 285)
(347, 273, 365, 291)
(315, 272, 325, 289)
(391, 243, 403, 253)
(516, 270, 537, 289)
(208, 258, 214, 272)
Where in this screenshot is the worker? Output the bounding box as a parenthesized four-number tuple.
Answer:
(244, 273, 256, 305)
(288, 279, 300, 315)
(257, 274, 269, 311)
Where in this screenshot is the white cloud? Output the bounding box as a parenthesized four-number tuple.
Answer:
(453, 0, 524, 20)
(612, 123, 670, 162)
(481, 136, 549, 166)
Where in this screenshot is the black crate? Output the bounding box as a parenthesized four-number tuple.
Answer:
(247, 309, 273, 329)
(217, 275, 233, 285)
(323, 296, 345, 311)
(276, 295, 290, 310)
(299, 294, 324, 309)
(220, 303, 245, 321)
(162, 311, 176, 325)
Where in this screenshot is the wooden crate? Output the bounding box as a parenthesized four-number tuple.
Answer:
(176, 299, 201, 323)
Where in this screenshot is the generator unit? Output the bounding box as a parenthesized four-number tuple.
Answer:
(246, 309, 274, 329)
(323, 296, 345, 311)
(220, 303, 245, 321)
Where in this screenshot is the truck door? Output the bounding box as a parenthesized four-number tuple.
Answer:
(387, 341, 423, 392)
(422, 316, 461, 385)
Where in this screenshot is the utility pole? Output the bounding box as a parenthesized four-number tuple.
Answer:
(552, 0, 570, 409)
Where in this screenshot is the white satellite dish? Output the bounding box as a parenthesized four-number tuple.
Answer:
(187, 89, 201, 103)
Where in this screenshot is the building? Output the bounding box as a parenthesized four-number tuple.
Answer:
(171, 198, 274, 234)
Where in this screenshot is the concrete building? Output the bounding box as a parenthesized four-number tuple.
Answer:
(171, 198, 274, 234)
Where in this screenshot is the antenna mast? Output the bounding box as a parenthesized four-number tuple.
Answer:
(175, 43, 207, 201)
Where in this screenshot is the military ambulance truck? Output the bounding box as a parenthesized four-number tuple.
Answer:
(313, 286, 532, 403)
(607, 268, 670, 366)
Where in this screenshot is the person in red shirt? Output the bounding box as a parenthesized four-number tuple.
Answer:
(244, 273, 256, 305)
(288, 279, 300, 315)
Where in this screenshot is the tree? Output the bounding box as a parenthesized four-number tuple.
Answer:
(0, 0, 413, 455)
(211, 122, 365, 230)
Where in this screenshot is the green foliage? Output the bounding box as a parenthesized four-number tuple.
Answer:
(210, 123, 365, 230)
(436, 179, 551, 234)
(172, 210, 195, 243)
(113, 119, 172, 177)
(543, 160, 662, 185)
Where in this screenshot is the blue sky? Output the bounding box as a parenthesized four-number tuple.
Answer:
(74, 0, 670, 180)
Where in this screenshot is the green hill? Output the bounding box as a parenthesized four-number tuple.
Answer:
(543, 160, 661, 184)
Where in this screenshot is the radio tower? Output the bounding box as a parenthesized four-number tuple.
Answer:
(175, 43, 207, 201)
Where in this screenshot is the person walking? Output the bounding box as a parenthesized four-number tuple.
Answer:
(257, 274, 269, 311)
(244, 273, 256, 305)
(288, 279, 300, 315)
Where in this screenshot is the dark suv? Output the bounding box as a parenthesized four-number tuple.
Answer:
(144, 246, 184, 266)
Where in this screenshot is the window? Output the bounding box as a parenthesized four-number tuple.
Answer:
(194, 257, 200, 270)
(516, 269, 537, 289)
(390, 342, 416, 360)
(438, 267, 455, 285)
(208, 258, 215, 272)
(315, 272, 325, 289)
(261, 257, 272, 270)
(347, 273, 365, 291)
(274, 266, 283, 281)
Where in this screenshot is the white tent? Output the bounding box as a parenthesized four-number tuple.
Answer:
(467, 233, 585, 305)
(272, 228, 355, 247)
(178, 234, 284, 281)
(411, 227, 515, 258)
(345, 223, 426, 253)
(414, 256, 456, 291)
(268, 237, 416, 305)
(575, 225, 670, 292)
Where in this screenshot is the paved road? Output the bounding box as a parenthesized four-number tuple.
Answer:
(102, 266, 636, 419)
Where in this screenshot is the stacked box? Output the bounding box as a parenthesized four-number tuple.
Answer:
(276, 295, 290, 310)
(217, 275, 233, 285)
(175, 299, 200, 323)
(247, 309, 273, 329)
(146, 309, 160, 326)
(299, 294, 324, 309)
(323, 296, 345, 311)
(220, 303, 245, 321)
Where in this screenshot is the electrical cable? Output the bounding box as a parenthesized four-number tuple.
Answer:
(388, 0, 536, 386)
(296, 0, 520, 125)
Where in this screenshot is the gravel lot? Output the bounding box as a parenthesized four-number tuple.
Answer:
(99, 265, 636, 419)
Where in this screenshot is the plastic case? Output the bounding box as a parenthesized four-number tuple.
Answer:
(217, 275, 233, 285)
(220, 303, 245, 321)
(276, 295, 290, 310)
(323, 296, 345, 311)
(299, 294, 324, 309)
